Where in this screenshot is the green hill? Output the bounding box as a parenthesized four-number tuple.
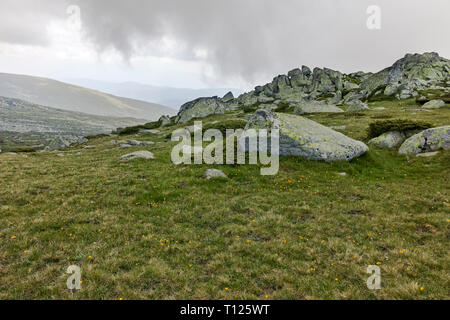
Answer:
(0, 97, 448, 299)
(0, 73, 176, 120)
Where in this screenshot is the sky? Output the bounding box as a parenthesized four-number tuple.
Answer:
(0, 0, 449, 91)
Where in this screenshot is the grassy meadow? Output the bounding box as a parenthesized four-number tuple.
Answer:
(0, 99, 449, 299)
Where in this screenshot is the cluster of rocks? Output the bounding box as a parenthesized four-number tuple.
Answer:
(173, 92, 239, 123)
(174, 53, 449, 123)
(44, 135, 88, 151)
(369, 126, 450, 155)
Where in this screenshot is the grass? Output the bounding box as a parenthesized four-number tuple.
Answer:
(0, 100, 449, 300)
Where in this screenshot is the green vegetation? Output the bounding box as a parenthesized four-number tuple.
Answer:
(199, 120, 247, 136)
(416, 90, 450, 105)
(367, 85, 397, 103)
(0, 99, 449, 300)
(316, 93, 335, 101)
(117, 120, 163, 135)
(274, 102, 294, 113)
(243, 105, 258, 113)
(367, 119, 433, 139)
(344, 75, 361, 85)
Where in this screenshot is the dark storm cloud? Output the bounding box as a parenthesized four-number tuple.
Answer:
(1, 0, 449, 83)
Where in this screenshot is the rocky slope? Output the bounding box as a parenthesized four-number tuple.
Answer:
(0, 96, 147, 152)
(174, 52, 450, 123)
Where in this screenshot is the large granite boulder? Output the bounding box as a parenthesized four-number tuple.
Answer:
(243, 110, 368, 161)
(294, 100, 344, 115)
(398, 126, 450, 155)
(176, 97, 226, 123)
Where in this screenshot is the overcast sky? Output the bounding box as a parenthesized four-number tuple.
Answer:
(0, 0, 448, 90)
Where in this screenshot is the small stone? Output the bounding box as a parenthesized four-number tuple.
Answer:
(140, 129, 160, 135)
(416, 151, 439, 157)
(120, 151, 155, 161)
(127, 140, 155, 147)
(338, 172, 347, 176)
(120, 144, 132, 149)
(83, 146, 95, 149)
(329, 126, 347, 131)
(205, 169, 227, 179)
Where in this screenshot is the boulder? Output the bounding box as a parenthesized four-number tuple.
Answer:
(205, 169, 227, 179)
(399, 126, 450, 155)
(221, 91, 234, 103)
(369, 131, 406, 149)
(294, 100, 344, 115)
(120, 144, 132, 149)
(347, 100, 369, 111)
(83, 146, 95, 149)
(120, 151, 155, 161)
(243, 110, 368, 161)
(423, 100, 445, 109)
(177, 97, 226, 123)
(159, 115, 172, 127)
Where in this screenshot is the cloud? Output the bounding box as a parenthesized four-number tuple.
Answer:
(1, 0, 449, 84)
(0, 0, 68, 46)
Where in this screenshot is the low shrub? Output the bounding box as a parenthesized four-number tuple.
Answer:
(367, 119, 433, 139)
(197, 120, 247, 136)
(274, 102, 294, 113)
(117, 120, 163, 135)
(416, 91, 450, 105)
(243, 105, 258, 113)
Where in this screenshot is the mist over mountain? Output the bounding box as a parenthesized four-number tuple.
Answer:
(0, 73, 176, 120)
(63, 78, 244, 110)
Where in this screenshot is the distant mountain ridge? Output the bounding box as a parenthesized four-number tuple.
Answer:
(0, 73, 176, 120)
(64, 78, 244, 110)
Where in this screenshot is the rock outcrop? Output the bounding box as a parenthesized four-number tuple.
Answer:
(174, 53, 449, 123)
(361, 52, 450, 98)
